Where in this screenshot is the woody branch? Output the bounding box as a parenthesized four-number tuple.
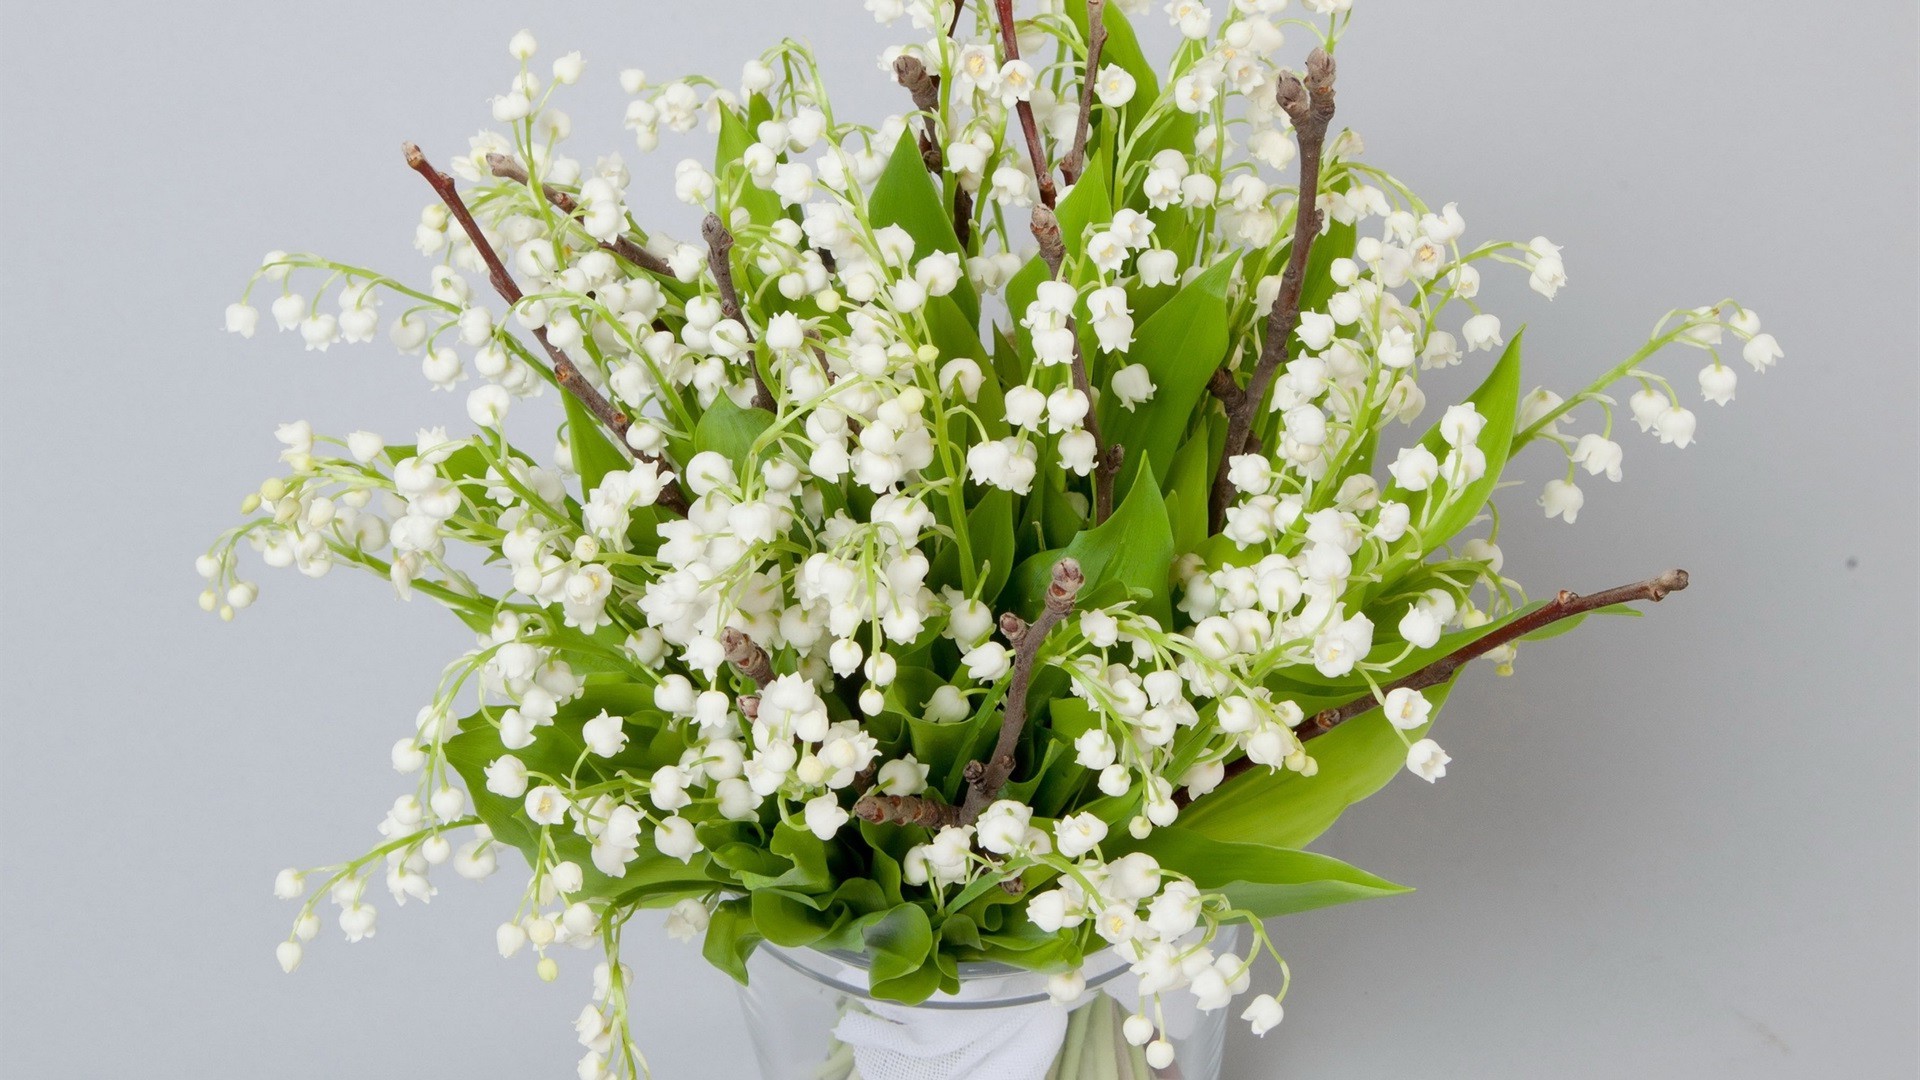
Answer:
(1192, 569, 1692, 801)
(404, 142, 689, 515)
(1207, 49, 1337, 533)
(855, 559, 1085, 829)
(993, 0, 1057, 209)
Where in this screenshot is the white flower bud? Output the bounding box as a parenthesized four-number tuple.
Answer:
(497, 921, 528, 957)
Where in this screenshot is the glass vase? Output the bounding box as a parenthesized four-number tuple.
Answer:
(735, 928, 1239, 1080)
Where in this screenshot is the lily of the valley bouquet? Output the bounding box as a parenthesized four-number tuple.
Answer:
(203, 0, 1781, 1075)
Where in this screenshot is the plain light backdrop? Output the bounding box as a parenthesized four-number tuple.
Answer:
(2, 1, 1915, 1077)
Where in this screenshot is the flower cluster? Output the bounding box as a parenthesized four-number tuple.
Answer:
(206, 2, 1775, 1075)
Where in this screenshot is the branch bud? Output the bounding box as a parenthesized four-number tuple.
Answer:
(701, 213, 734, 257)
(1029, 206, 1066, 274)
(720, 628, 773, 687)
(892, 56, 941, 113)
(1275, 73, 1309, 124)
(1045, 557, 1085, 615)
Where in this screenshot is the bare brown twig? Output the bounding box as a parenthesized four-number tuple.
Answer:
(1060, 0, 1108, 186)
(853, 792, 965, 828)
(1186, 569, 1692, 804)
(892, 54, 972, 247)
(854, 560, 1087, 829)
(893, 56, 945, 173)
(701, 214, 775, 412)
(404, 143, 689, 515)
(992, 0, 1057, 209)
(1207, 49, 1337, 533)
(960, 558, 1084, 820)
(485, 153, 673, 277)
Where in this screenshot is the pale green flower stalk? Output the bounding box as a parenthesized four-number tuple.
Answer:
(206, 2, 1779, 1075)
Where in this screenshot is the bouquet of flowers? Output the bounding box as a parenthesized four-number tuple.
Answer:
(203, 1, 1781, 1076)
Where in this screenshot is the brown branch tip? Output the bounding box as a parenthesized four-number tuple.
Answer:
(1187, 568, 1693, 805)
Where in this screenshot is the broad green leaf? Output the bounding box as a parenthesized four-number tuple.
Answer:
(1006, 455, 1175, 625)
(881, 666, 946, 719)
(563, 392, 627, 496)
(1000, 255, 1048, 364)
(443, 685, 718, 904)
(1123, 827, 1409, 918)
(1055, 149, 1112, 263)
(753, 820, 835, 895)
(692, 393, 775, 470)
(1290, 218, 1358, 321)
(924, 292, 1008, 442)
(1178, 681, 1458, 849)
(703, 897, 761, 984)
(751, 889, 839, 947)
(1381, 330, 1524, 560)
(716, 99, 784, 227)
(860, 822, 910, 908)
(863, 903, 938, 1002)
(1164, 420, 1215, 555)
(931, 485, 1016, 602)
(869, 127, 979, 325)
(1096, 255, 1239, 496)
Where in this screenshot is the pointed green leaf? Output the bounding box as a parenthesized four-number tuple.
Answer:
(702, 897, 761, 984)
(1122, 827, 1410, 918)
(870, 127, 978, 325)
(1055, 149, 1112, 263)
(692, 392, 775, 470)
(716, 98, 784, 227)
(1007, 454, 1174, 624)
(1065, 2, 1159, 136)
(563, 392, 628, 496)
(1179, 681, 1458, 850)
(1097, 254, 1239, 495)
(1382, 330, 1524, 559)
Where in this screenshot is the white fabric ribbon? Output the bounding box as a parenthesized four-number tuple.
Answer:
(828, 970, 1199, 1080)
(833, 997, 1069, 1080)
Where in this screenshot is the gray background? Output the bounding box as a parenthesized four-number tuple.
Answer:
(2, 1, 1915, 1076)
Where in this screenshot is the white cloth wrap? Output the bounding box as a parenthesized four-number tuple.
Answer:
(828, 969, 1199, 1080)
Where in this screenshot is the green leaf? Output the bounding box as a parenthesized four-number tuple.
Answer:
(563, 392, 627, 496)
(1382, 330, 1524, 558)
(1007, 455, 1175, 625)
(1123, 827, 1409, 918)
(441, 680, 721, 899)
(703, 897, 761, 984)
(692, 393, 775, 470)
(1000, 255, 1048, 366)
(861, 903, 941, 1003)
(870, 127, 978, 326)
(1055, 149, 1112, 264)
(1178, 680, 1458, 850)
(750, 889, 839, 948)
(716, 99, 784, 228)
(931, 485, 1016, 603)
(742, 820, 834, 895)
(1096, 255, 1239, 496)
(1289, 218, 1357, 321)
(1164, 420, 1216, 555)
(924, 293, 1008, 441)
